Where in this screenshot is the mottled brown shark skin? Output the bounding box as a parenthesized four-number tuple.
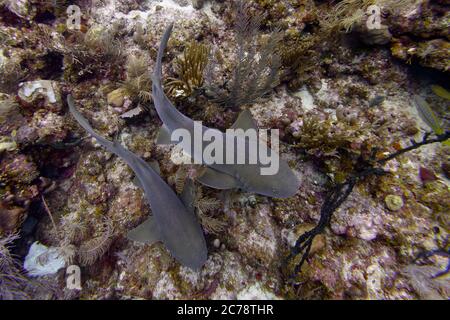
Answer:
(67, 95, 207, 270)
(152, 24, 300, 198)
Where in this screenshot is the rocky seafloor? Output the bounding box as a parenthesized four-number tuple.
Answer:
(0, 0, 449, 300)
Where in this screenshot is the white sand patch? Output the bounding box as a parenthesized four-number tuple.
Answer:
(293, 85, 315, 111)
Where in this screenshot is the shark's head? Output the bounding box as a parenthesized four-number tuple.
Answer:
(241, 160, 300, 198)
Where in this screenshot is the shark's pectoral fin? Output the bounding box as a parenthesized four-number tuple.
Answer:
(230, 109, 258, 131)
(196, 167, 240, 190)
(127, 216, 162, 244)
(156, 125, 173, 145)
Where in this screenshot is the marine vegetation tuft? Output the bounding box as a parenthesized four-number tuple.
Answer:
(62, 25, 125, 82)
(322, 0, 415, 33)
(77, 218, 115, 266)
(167, 41, 210, 98)
(193, 186, 225, 235)
(0, 233, 29, 300)
(206, 0, 283, 110)
(121, 53, 152, 105)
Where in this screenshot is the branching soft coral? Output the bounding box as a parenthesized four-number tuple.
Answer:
(167, 41, 210, 98)
(206, 0, 283, 110)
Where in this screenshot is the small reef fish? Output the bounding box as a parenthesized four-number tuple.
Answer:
(151, 24, 301, 199)
(67, 95, 207, 270)
(413, 95, 450, 146)
(414, 94, 444, 135)
(431, 85, 450, 100)
(369, 95, 385, 108)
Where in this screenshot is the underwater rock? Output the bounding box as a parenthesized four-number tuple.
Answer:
(442, 161, 450, 179)
(0, 153, 38, 185)
(336, 105, 358, 125)
(18, 80, 62, 111)
(0, 94, 19, 127)
(228, 204, 279, 267)
(0, 0, 446, 300)
(419, 167, 437, 183)
(387, 1, 450, 72)
(236, 283, 281, 300)
(359, 25, 392, 46)
(306, 240, 406, 299)
(391, 38, 450, 72)
(24, 242, 66, 277)
(20, 110, 67, 145)
(192, 0, 204, 10)
(4, 0, 35, 20)
(384, 194, 404, 212)
(0, 136, 17, 152)
(0, 202, 27, 235)
(114, 246, 279, 300)
(331, 190, 390, 241)
(402, 265, 450, 300)
(107, 88, 128, 109)
(0, 151, 41, 234)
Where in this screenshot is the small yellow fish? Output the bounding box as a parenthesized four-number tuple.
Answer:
(414, 95, 444, 135)
(431, 85, 450, 100)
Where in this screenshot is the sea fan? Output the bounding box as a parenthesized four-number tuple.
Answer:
(207, 0, 282, 110)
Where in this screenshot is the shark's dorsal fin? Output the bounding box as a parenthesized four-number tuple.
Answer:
(230, 109, 258, 132)
(156, 125, 173, 145)
(127, 216, 162, 244)
(196, 167, 240, 189)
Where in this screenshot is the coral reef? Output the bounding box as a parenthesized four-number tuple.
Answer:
(0, 0, 448, 300)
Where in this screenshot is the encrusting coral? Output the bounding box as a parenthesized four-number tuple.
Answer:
(0, 0, 449, 300)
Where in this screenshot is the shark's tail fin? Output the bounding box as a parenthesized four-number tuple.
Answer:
(67, 94, 114, 150)
(152, 23, 174, 85)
